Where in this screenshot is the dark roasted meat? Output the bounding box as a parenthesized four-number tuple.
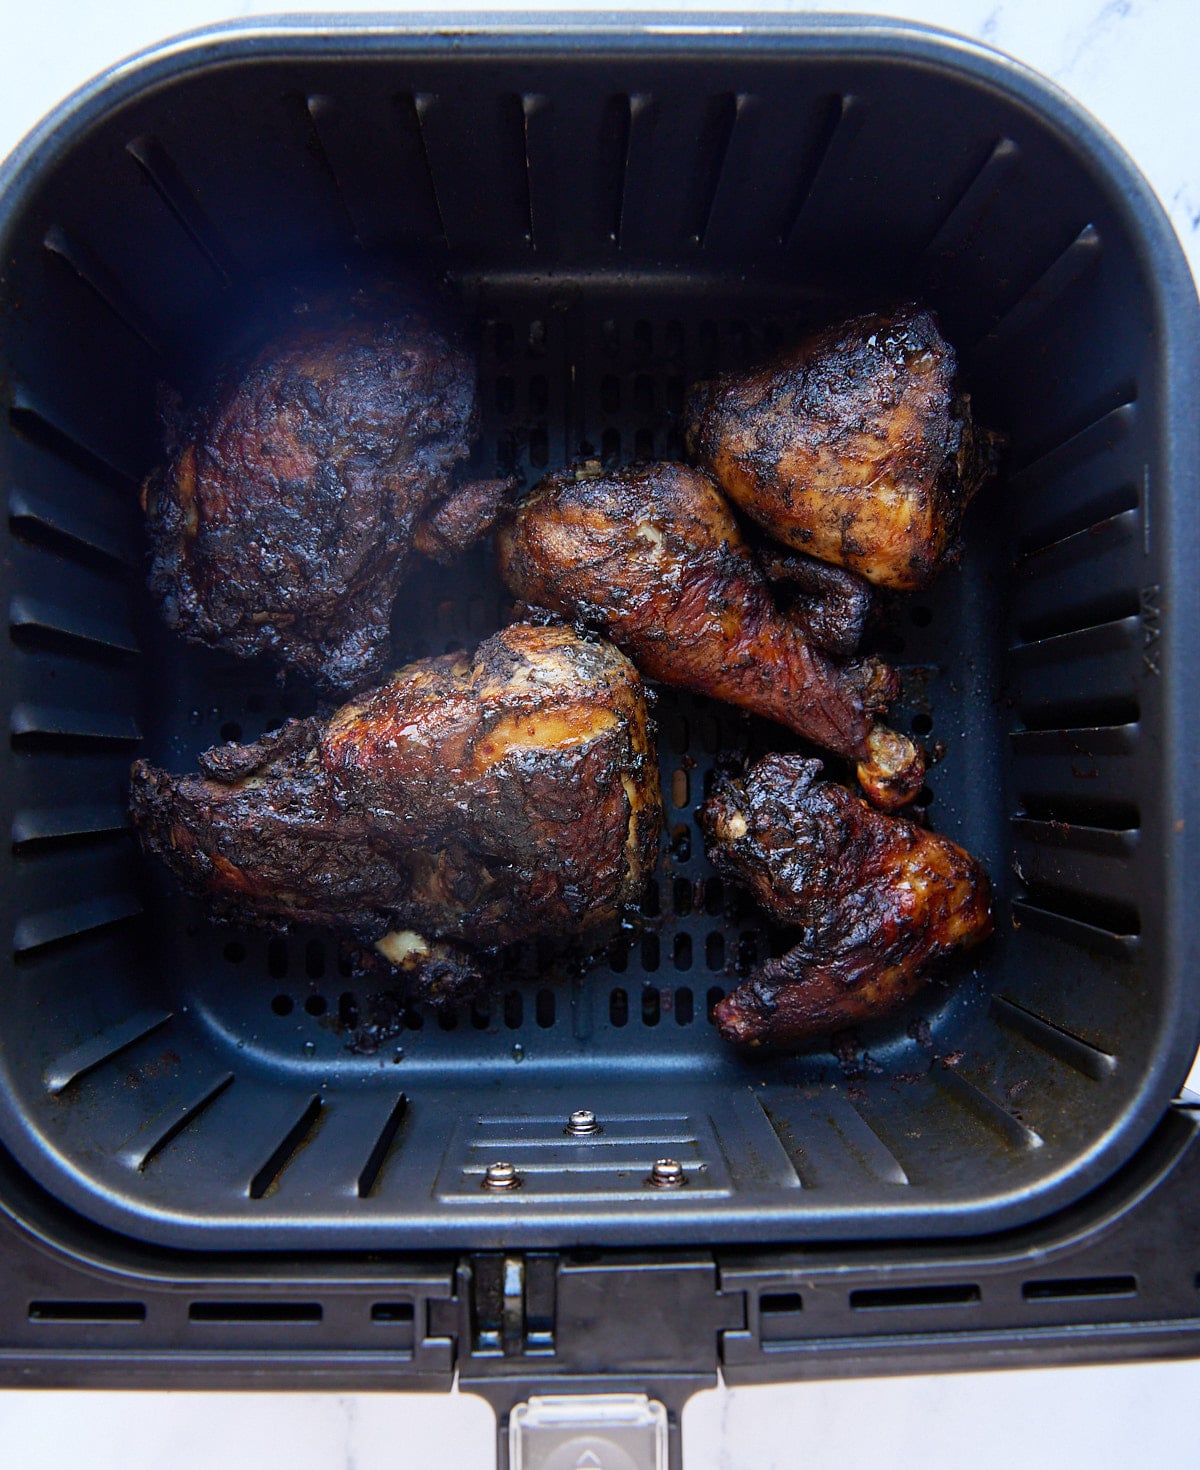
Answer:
(141, 300, 512, 693)
(687, 306, 1000, 590)
(701, 753, 993, 1046)
(129, 624, 661, 1002)
(496, 461, 924, 809)
(755, 543, 875, 660)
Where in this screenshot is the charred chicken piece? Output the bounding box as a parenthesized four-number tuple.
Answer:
(756, 544, 875, 659)
(129, 624, 661, 1003)
(701, 753, 993, 1047)
(687, 306, 1000, 590)
(142, 301, 513, 693)
(496, 461, 923, 809)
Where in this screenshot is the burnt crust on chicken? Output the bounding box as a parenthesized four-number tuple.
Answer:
(755, 542, 876, 659)
(701, 753, 993, 1046)
(687, 305, 1001, 591)
(129, 623, 662, 1002)
(496, 460, 924, 809)
(141, 301, 513, 693)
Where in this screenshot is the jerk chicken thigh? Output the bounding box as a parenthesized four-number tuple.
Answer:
(142, 298, 512, 693)
(496, 461, 924, 810)
(129, 624, 661, 1003)
(687, 306, 1000, 590)
(701, 753, 993, 1046)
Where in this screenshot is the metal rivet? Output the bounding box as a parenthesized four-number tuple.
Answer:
(565, 1108, 600, 1137)
(482, 1161, 521, 1192)
(647, 1158, 686, 1188)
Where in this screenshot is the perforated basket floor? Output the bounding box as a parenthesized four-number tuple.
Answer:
(1, 20, 1198, 1249)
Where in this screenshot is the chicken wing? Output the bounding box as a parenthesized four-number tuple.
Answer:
(686, 306, 999, 590)
(129, 624, 661, 1002)
(495, 461, 924, 809)
(142, 297, 512, 693)
(701, 753, 993, 1046)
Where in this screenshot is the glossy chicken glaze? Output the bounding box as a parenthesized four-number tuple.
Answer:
(141, 299, 511, 693)
(496, 461, 924, 808)
(129, 624, 661, 1002)
(701, 753, 993, 1045)
(687, 306, 999, 590)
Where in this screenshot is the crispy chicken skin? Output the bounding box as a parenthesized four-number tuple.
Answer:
(687, 306, 999, 590)
(129, 624, 661, 1002)
(701, 753, 993, 1046)
(496, 461, 924, 809)
(141, 302, 512, 693)
(755, 543, 875, 660)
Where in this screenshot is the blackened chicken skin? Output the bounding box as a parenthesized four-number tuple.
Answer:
(496, 461, 924, 809)
(687, 306, 1000, 590)
(142, 303, 512, 693)
(701, 754, 993, 1046)
(756, 544, 875, 660)
(129, 624, 661, 1003)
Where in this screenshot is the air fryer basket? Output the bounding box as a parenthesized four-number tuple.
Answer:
(1, 15, 1198, 1258)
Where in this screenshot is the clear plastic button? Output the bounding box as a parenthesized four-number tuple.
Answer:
(509, 1394, 668, 1470)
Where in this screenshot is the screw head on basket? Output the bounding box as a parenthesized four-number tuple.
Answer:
(481, 1160, 521, 1191)
(647, 1158, 686, 1188)
(565, 1108, 600, 1136)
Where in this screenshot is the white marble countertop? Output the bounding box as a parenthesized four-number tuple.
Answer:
(1, 3, 1199, 1467)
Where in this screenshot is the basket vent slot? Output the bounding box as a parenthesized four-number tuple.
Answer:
(14, 892, 143, 957)
(1009, 385, 1137, 478)
(189, 1302, 322, 1323)
(690, 92, 740, 246)
(1022, 1275, 1136, 1302)
(972, 222, 1102, 356)
(1017, 794, 1139, 830)
(357, 1093, 409, 1198)
(991, 996, 1116, 1081)
(1017, 693, 1139, 735)
(1011, 899, 1139, 959)
(29, 1301, 145, 1323)
(517, 93, 542, 250)
(1014, 585, 1140, 649)
(371, 1302, 415, 1323)
(125, 135, 236, 284)
(935, 1069, 1043, 1151)
(11, 805, 129, 850)
(43, 1009, 171, 1093)
(1015, 883, 1139, 942)
(760, 1291, 803, 1315)
(7, 398, 135, 492)
(1018, 482, 1140, 559)
(779, 93, 853, 247)
(395, 93, 449, 244)
(919, 135, 1020, 276)
(132, 1073, 236, 1171)
(302, 95, 366, 246)
(42, 224, 164, 357)
(850, 1284, 981, 1311)
(8, 482, 135, 570)
(248, 1096, 324, 1199)
(759, 1291, 804, 1344)
(10, 592, 141, 661)
(10, 706, 142, 751)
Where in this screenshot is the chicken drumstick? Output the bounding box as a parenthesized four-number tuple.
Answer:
(496, 461, 923, 809)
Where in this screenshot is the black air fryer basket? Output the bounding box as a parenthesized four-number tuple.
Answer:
(2, 12, 1200, 1462)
